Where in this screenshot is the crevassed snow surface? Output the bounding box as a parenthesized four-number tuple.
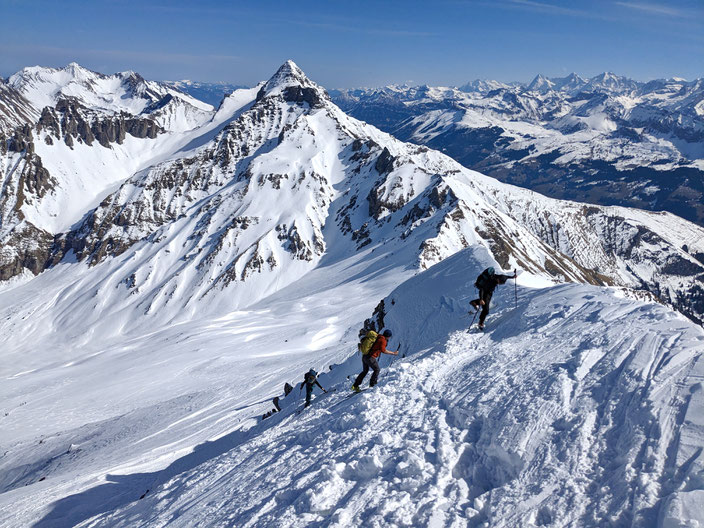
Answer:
(1, 248, 702, 527)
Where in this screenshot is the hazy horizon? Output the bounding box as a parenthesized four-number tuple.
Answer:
(1, 0, 702, 88)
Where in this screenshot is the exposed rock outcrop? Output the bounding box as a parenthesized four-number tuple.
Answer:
(37, 98, 161, 148)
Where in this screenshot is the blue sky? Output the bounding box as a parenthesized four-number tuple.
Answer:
(1, 0, 702, 87)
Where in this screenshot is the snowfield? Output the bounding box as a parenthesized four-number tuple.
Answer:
(1, 61, 703, 528)
(1, 249, 703, 528)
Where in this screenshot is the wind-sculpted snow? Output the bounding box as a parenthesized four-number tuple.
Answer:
(13, 249, 701, 527)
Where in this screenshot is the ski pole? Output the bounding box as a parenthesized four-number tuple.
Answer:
(469, 309, 478, 329)
(514, 268, 517, 309)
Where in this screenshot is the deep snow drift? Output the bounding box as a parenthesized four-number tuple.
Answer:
(1, 248, 702, 527)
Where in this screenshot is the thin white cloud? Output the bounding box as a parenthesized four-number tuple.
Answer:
(616, 2, 687, 17)
(308, 22, 435, 38)
(509, 0, 592, 17)
(272, 18, 436, 38)
(494, 0, 614, 20)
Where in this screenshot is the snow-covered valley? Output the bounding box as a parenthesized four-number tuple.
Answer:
(1, 60, 703, 527)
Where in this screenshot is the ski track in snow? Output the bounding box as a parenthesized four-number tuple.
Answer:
(9, 251, 701, 528)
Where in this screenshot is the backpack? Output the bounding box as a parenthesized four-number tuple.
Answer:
(305, 370, 317, 384)
(475, 267, 495, 290)
(358, 330, 379, 355)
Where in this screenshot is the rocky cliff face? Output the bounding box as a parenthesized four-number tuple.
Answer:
(0, 124, 55, 281)
(37, 98, 162, 148)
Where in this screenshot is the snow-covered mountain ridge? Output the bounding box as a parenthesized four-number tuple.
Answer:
(1, 247, 702, 527)
(0, 63, 260, 283)
(0, 61, 703, 527)
(6, 62, 213, 120)
(2, 62, 703, 324)
(332, 73, 704, 226)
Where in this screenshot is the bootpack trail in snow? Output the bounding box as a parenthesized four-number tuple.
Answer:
(29, 263, 702, 528)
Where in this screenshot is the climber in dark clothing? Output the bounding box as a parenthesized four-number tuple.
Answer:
(300, 369, 327, 407)
(470, 267, 517, 330)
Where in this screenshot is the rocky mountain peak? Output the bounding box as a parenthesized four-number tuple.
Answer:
(560, 72, 586, 85)
(118, 70, 148, 94)
(119, 69, 144, 82)
(593, 71, 617, 81)
(45, 62, 99, 84)
(261, 60, 309, 92)
(63, 62, 91, 75)
(551, 72, 588, 93)
(527, 74, 554, 92)
(587, 71, 636, 93)
(256, 60, 328, 107)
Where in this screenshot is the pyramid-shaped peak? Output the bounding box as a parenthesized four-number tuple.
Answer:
(592, 72, 620, 82)
(552, 72, 587, 91)
(257, 60, 328, 107)
(528, 74, 554, 92)
(278, 59, 305, 77)
(62, 62, 98, 78)
(118, 69, 146, 83)
(261, 60, 314, 94)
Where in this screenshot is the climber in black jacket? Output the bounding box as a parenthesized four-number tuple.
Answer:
(470, 267, 517, 330)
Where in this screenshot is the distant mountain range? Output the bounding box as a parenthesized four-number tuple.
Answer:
(129, 71, 704, 225)
(162, 79, 249, 107)
(330, 72, 704, 227)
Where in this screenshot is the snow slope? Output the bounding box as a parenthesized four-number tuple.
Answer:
(7, 63, 213, 118)
(1, 62, 703, 528)
(2, 248, 701, 527)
